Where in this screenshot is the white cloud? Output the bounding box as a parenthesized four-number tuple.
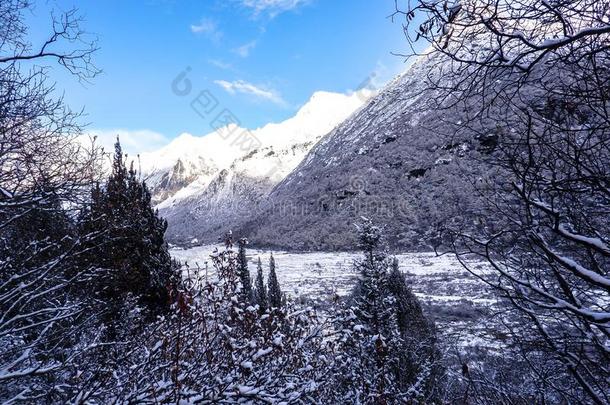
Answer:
(233, 40, 257, 58)
(214, 79, 286, 106)
(240, 0, 310, 17)
(81, 129, 170, 156)
(190, 18, 222, 42)
(209, 59, 234, 70)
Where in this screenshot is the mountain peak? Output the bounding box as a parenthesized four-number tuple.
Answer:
(297, 89, 374, 118)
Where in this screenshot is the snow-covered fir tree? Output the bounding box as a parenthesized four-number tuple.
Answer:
(254, 257, 268, 314)
(237, 238, 253, 303)
(353, 220, 403, 401)
(267, 253, 283, 309)
(331, 219, 443, 403)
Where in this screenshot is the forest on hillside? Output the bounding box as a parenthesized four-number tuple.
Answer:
(1, 0, 609, 403)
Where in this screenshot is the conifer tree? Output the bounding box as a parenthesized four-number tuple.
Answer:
(352, 220, 402, 398)
(334, 219, 442, 402)
(254, 257, 267, 314)
(80, 138, 176, 313)
(388, 258, 430, 338)
(267, 253, 282, 309)
(237, 238, 253, 302)
(388, 256, 443, 400)
(353, 221, 397, 339)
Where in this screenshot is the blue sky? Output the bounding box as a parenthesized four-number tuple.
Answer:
(29, 0, 418, 152)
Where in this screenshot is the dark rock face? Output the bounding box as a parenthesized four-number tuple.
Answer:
(408, 168, 428, 179)
(150, 160, 198, 204)
(147, 159, 217, 205)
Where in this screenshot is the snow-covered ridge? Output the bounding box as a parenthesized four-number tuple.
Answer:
(137, 88, 374, 207)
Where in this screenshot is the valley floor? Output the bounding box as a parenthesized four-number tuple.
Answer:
(171, 245, 502, 351)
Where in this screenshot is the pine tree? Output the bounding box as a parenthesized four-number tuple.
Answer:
(237, 238, 253, 302)
(254, 257, 267, 314)
(267, 253, 282, 309)
(388, 258, 430, 338)
(80, 138, 177, 314)
(353, 220, 396, 340)
(352, 221, 402, 399)
(335, 219, 443, 402)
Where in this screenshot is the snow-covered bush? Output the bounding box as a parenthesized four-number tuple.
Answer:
(85, 237, 331, 403)
(0, 1, 103, 401)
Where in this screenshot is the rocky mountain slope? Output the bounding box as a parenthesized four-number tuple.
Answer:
(238, 51, 501, 251)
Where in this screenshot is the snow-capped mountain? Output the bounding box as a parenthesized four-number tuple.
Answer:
(138, 89, 374, 242)
(144, 48, 503, 250)
(135, 128, 243, 204)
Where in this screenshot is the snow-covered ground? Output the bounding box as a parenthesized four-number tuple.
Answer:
(171, 244, 493, 306)
(171, 244, 500, 349)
